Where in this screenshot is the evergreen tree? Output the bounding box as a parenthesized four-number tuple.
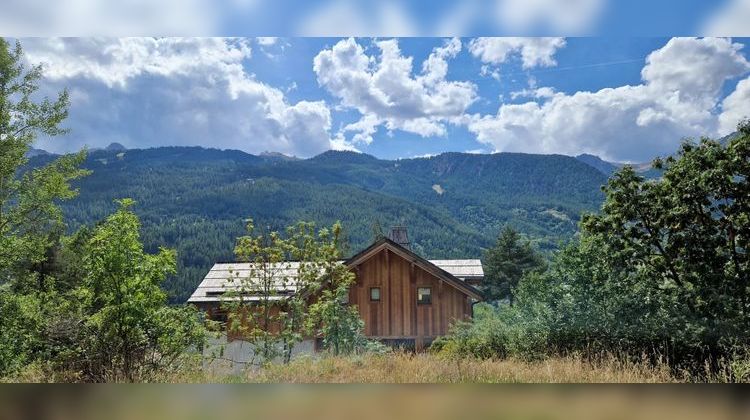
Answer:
(482, 226, 545, 304)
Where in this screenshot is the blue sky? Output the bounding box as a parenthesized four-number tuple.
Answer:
(23, 37, 750, 162)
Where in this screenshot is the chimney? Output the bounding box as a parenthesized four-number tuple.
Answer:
(389, 225, 410, 250)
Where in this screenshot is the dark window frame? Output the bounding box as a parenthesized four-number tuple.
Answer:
(370, 287, 381, 302)
(417, 286, 432, 305)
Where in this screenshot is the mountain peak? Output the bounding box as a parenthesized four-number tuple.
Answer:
(260, 151, 300, 162)
(575, 153, 620, 176)
(310, 150, 379, 164)
(105, 142, 127, 152)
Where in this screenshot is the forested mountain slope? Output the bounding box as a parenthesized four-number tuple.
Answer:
(31, 147, 608, 302)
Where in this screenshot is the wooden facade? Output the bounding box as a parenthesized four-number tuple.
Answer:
(347, 243, 477, 343)
(342, 238, 482, 349)
(189, 237, 483, 348)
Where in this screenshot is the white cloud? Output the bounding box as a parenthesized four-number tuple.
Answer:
(25, 38, 253, 89)
(720, 76, 750, 133)
(469, 37, 566, 70)
(702, 0, 750, 36)
(313, 37, 476, 147)
(256, 37, 277, 46)
(24, 37, 334, 157)
(467, 37, 750, 162)
(510, 86, 557, 100)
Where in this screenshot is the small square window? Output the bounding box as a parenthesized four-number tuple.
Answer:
(417, 287, 432, 305)
(370, 287, 381, 302)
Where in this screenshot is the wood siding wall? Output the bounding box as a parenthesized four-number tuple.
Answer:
(348, 248, 472, 340)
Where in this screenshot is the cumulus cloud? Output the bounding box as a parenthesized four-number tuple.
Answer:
(720, 76, 750, 133)
(470, 37, 566, 69)
(23, 37, 333, 157)
(256, 37, 277, 46)
(702, 0, 750, 37)
(313, 37, 476, 146)
(467, 37, 750, 162)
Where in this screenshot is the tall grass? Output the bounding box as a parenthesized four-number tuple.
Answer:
(161, 352, 681, 383)
(10, 351, 748, 383)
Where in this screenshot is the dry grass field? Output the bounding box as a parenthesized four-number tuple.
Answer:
(162, 352, 701, 383)
(10, 351, 747, 383)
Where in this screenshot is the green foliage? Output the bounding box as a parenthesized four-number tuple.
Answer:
(0, 38, 89, 287)
(439, 124, 750, 375)
(224, 219, 366, 363)
(433, 302, 549, 361)
(0, 289, 44, 376)
(0, 38, 89, 379)
(482, 226, 546, 303)
(575, 122, 750, 366)
(224, 218, 298, 364)
(74, 199, 206, 381)
(304, 223, 365, 356)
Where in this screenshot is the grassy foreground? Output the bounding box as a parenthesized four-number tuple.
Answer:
(162, 352, 704, 383)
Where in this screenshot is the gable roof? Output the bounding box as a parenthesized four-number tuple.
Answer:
(344, 238, 483, 300)
(188, 238, 484, 303)
(188, 262, 305, 303)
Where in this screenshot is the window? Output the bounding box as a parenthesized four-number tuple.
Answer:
(417, 287, 432, 305)
(370, 287, 381, 302)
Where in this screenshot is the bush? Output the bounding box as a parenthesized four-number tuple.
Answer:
(434, 303, 549, 361)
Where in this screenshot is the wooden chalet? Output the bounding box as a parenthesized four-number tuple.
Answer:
(188, 228, 483, 348)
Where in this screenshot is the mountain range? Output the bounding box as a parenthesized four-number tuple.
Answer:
(28, 144, 618, 302)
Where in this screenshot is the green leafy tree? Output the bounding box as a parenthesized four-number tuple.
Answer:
(482, 226, 545, 304)
(579, 122, 750, 365)
(225, 219, 365, 363)
(0, 39, 88, 378)
(0, 39, 88, 287)
(305, 222, 364, 356)
(226, 219, 299, 364)
(76, 199, 206, 382)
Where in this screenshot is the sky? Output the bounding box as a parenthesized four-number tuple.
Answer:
(22, 36, 750, 162)
(3, 0, 749, 37)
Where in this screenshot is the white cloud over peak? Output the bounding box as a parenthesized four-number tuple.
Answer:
(469, 37, 567, 69)
(467, 37, 750, 162)
(23, 37, 334, 157)
(313, 37, 476, 146)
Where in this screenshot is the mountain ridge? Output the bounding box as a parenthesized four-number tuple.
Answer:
(28, 146, 607, 303)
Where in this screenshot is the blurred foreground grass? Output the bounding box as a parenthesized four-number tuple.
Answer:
(159, 352, 722, 383)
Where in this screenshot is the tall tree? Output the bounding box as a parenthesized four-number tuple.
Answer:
(482, 226, 545, 304)
(0, 39, 88, 378)
(225, 219, 365, 363)
(580, 121, 750, 364)
(76, 199, 205, 382)
(226, 219, 298, 364)
(0, 39, 88, 287)
(304, 222, 364, 356)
